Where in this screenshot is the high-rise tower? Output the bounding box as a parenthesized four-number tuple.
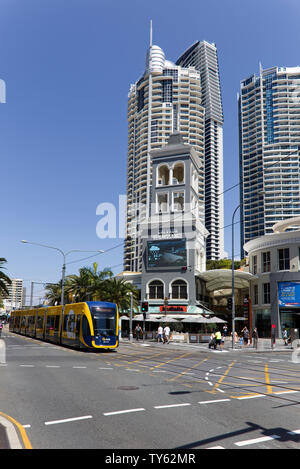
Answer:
(176, 41, 224, 261)
(238, 66, 300, 257)
(124, 40, 205, 272)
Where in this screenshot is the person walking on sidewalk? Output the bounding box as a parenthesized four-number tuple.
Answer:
(215, 330, 222, 349)
(283, 328, 288, 346)
(163, 325, 170, 344)
(135, 323, 142, 341)
(253, 327, 259, 349)
(241, 326, 249, 347)
(157, 325, 164, 343)
(220, 333, 225, 351)
(0, 322, 3, 338)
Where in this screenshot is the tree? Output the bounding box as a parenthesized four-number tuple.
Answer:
(0, 258, 11, 299)
(44, 279, 71, 306)
(100, 277, 139, 312)
(206, 258, 246, 271)
(67, 263, 113, 302)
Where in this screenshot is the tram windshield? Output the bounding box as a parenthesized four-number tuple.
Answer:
(90, 307, 116, 336)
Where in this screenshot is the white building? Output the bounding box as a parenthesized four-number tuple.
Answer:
(124, 43, 205, 272)
(3, 278, 23, 311)
(176, 41, 224, 261)
(244, 217, 300, 338)
(238, 66, 300, 258)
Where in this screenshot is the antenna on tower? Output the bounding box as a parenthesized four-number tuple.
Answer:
(150, 19, 153, 47)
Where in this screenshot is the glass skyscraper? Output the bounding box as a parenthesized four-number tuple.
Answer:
(238, 66, 300, 257)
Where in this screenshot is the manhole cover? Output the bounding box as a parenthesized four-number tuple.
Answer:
(118, 386, 139, 391)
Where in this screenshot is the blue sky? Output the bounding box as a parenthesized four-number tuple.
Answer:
(1, 0, 300, 303)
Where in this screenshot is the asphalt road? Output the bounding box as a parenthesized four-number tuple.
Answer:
(1, 328, 300, 450)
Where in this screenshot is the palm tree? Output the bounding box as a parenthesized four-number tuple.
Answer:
(68, 263, 113, 302)
(44, 279, 72, 306)
(0, 258, 11, 299)
(100, 277, 139, 312)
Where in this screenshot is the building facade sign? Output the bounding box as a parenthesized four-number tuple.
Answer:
(278, 282, 300, 308)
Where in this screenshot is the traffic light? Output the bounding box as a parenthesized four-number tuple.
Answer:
(227, 297, 232, 311)
(141, 302, 148, 313)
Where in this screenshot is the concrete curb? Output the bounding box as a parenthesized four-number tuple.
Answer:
(0, 416, 23, 449)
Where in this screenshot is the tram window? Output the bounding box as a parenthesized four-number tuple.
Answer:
(82, 316, 90, 336)
(76, 315, 81, 334)
(92, 314, 115, 336)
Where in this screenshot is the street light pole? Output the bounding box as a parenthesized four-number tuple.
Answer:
(20, 241, 104, 306)
(129, 292, 133, 342)
(231, 204, 240, 349)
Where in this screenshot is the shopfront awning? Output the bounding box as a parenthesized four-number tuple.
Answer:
(197, 269, 254, 292)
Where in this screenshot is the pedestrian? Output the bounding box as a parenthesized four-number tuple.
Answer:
(135, 323, 142, 341)
(283, 328, 288, 346)
(0, 322, 2, 338)
(215, 330, 222, 349)
(253, 327, 258, 349)
(163, 325, 170, 344)
(157, 325, 163, 343)
(221, 334, 225, 351)
(241, 326, 249, 347)
(208, 332, 216, 349)
(223, 325, 228, 337)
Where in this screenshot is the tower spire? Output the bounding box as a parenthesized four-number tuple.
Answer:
(150, 19, 152, 47)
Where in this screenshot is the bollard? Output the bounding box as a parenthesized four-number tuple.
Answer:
(0, 340, 6, 364)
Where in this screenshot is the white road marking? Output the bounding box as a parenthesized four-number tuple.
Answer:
(98, 367, 113, 370)
(19, 365, 34, 367)
(154, 403, 191, 409)
(237, 394, 265, 400)
(207, 446, 224, 449)
(45, 415, 93, 425)
(103, 408, 145, 416)
(46, 365, 61, 368)
(235, 435, 280, 447)
(198, 399, 231, 405)
(288, 429, 300, 435)
(272, 390, 299, 395)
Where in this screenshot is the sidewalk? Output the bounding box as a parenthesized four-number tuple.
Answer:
(120, 336, 295, 353)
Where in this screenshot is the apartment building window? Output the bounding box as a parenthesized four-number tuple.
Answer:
(278, 248, 290, 270)
(262, 251, 271, 272)
(173, 192, 184, 211)
(254, 284, 258, 305)
(157, 193, 169, 213)
(252, 255, 257, 275)
(263, 283, 270, 304)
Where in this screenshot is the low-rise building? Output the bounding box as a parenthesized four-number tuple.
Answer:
(244, 217, 300, 338)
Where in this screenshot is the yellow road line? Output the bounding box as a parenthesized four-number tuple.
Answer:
(209, 361, 236, 394)
(265, 364, 273, 394)
(167, 358, 209, 382)
(150, 352, 193, 371)
(0, 412, 32, 449)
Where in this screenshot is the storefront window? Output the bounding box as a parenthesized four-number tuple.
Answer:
(278, 248, 290, 270)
